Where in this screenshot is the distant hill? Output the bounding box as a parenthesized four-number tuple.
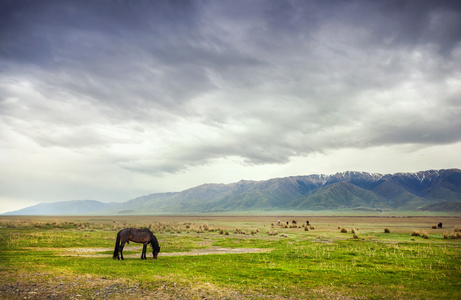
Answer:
(419, 202, 461, 212)
(4, 169, 461, 215)
(4, 200, 116, 215)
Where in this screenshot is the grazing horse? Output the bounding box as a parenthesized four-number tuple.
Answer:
(113, 228, 160, 260)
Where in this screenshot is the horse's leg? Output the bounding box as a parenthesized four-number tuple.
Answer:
(142, 244, 147, 260)
(120, 241, 126, 260)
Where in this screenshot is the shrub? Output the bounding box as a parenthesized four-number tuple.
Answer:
(421, 232, 429, 239)
(353, 233, 359, 239)
(443, 232, 448, 239)
(304, 226, 309, 231)
(384, 228, 390, 233)
(411, 230, 421, 237)
(341, 228, 348, 233)
(432, 225, 437, 229)
(310, 226, 315, 230)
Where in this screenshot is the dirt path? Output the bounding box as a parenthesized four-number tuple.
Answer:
(25, 246, 272, 258)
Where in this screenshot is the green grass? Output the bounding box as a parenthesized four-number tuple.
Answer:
(1, 216, 461, 299)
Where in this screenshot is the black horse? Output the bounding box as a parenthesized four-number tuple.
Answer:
(113, 228, 160, 260)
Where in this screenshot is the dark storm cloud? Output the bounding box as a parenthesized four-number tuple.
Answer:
(1, 0, 460, 177)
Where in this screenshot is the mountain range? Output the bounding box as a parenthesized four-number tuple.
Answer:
(4, 169, 461, 215)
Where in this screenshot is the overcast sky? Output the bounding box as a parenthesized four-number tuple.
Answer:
(1, 0, 461, 213)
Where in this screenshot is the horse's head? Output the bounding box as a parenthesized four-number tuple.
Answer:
(153, 246, 160, 259)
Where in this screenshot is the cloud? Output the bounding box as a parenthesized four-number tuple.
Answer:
(1, 0, 460, 183)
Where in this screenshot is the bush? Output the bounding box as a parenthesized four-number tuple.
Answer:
(384, 228, 390, 233)
(411, 230, 421, 237)
(421, 232, 429, 239)
(340, 228, 348, 233)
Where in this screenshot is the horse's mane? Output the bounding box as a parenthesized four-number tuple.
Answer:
(149, 231, 160, 251)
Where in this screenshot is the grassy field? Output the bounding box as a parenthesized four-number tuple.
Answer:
(1, 215, 460, 299)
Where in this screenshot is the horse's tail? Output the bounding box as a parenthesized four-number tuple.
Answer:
(113, 231, 121, 259)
